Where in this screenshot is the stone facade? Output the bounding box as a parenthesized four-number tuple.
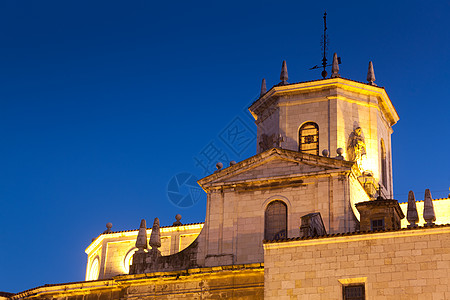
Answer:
(7, 70, 450, 300)
(11, 265, 263, 300)
(264, 225, 450, 300)
(196, 148, 365, 267)
(85, 223, 203, 280)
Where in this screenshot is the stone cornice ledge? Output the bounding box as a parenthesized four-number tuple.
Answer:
(263, 225, 450, 250)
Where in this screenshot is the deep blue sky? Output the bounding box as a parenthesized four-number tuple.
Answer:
(1, 0, 449, 293)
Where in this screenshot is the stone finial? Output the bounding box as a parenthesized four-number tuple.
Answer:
(173, 214, 182, 226)
(214, 162, 223, 173)
(280, 60, 288, 85)
(331, 53, 340, 78)
(135, 219, 148, 252)
(103, 222, 113, 234)
(149, 218, 161, 249)
(367, 61, 376, 86)
(260, 78, 267, 96)
(406, 191, 419, 228)
(336, 148, 344, 160)
(423, 189, 436, 226)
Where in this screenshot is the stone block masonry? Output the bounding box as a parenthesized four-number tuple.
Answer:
(264, 225, 450, 300)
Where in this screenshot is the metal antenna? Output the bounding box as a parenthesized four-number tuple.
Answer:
(309, 12, 341, 78)
(321, 11, 328, 79)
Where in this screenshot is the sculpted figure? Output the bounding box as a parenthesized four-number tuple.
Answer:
(348, 127, 366, 168)
(259, 133, 284, 152)
(259, 133, 276, 152)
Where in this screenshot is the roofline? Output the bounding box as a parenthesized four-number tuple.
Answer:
(11, 263, 264, 298)
(197, 147, 355, 189)
(250, 76, 383, 106)
(9, 279, 119, 299)
(355, 199, 405, 218)
(100, 221, 204, 235)
(249, 77, 399, 126)
(85, 222, 204, 254)
(398, 197, 450, 204)
(263, 223, 450, 245)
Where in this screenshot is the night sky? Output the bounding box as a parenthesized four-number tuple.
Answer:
(1, 0, 449, 293)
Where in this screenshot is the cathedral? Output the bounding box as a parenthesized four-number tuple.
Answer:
(5, 56, 450, 300)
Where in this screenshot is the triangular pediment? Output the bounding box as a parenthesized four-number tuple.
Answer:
(198, 148, 355, 190)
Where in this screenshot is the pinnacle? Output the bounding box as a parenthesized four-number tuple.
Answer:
(406, 191, 419, 228)
(280, 60, 288, 85)
(331, 53, 340, 78)
(260, 78, 267, 96)
(367, 61, 376, 86)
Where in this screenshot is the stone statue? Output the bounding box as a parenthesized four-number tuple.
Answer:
(348, 127, 366, 169)
(259, 133, 284, 152)
(259, 134, 276, 151)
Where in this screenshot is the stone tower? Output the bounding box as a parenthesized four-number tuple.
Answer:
(196, 65, 399, 267)
(250, 76, 398, 198)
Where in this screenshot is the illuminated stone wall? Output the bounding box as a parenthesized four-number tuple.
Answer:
(349, 172, 371, 221)
(11, 265, 263, 300)
(85, 223, 203, 280)
(197, 149, 363, 268)
(250, 79, 398, 199)
(264, 226, 450, 299)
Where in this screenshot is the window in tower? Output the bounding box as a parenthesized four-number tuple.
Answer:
(264, 200, 287, 240)
(380, 139, 387, 188)
(299, 122, 319, 155)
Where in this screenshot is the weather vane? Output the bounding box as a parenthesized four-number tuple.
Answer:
(309, 11, 341, 79)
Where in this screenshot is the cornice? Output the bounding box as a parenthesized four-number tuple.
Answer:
(249, 77, 399, 126)
(197, 148, 354, 191)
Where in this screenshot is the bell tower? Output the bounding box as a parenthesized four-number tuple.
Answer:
(198, 56, 399, 267)
(249, 59, 399, 199)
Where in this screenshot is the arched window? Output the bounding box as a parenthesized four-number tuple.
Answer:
(264, 201, 287, 240)
(380, 139, 387, 188)
(299, 122, 319, 155)
(123, 248, 138, 274)
(87, 256, 99, 281)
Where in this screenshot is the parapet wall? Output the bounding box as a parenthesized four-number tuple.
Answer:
(264, 225, 450, 299)
(399, 198, 450, 228)
(11, 264, 264, 300)
(85, 223, 203, 280)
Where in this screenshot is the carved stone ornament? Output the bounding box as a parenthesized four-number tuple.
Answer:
(149, 218, 161, 250)
(279, 60, 288, 85)
(135, 219, 148, 253)
(406, 191, 419, 228)
(423, 189, 436, 226)
(259, 134, 276, 152)
(347, 127, 366, 169)
(331, 53, 340, 78)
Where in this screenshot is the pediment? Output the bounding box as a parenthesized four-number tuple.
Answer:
(198, 148, 354, 190)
